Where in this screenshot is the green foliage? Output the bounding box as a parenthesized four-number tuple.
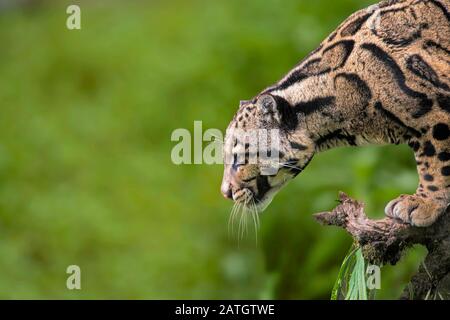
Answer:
(0, 0, 424, 299)
(332, 246, 375, 300)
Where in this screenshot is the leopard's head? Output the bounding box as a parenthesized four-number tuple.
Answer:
(221, 93, 315, 211)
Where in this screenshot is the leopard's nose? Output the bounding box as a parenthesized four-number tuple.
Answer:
(221, 183, 233, 200)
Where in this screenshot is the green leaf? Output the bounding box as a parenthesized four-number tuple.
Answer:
(332, 245, 374, 300)
(331, 244, 358, 300)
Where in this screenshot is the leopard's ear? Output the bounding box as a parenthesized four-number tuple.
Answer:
(239, 100, 251, 108)
(256, 94, 277, 114)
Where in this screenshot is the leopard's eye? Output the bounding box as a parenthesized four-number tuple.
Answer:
(232, 153, 246, 171)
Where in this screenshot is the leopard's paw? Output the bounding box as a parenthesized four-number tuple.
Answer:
(384, 194, 447, 227)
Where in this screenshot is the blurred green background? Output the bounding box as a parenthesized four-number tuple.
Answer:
(0, 0, 427, 299)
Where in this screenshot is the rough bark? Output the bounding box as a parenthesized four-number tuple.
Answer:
(314, 192, 450, 300)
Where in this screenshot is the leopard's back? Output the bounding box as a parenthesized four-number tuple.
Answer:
(270, 0, 450, 131)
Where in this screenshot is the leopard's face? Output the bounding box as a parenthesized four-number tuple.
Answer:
(221, 94, 315, 211)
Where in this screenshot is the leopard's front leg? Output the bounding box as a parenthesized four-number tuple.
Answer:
(385, 123, 450, 227)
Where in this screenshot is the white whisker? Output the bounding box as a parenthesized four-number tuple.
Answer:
(232, 203, 242, 238)
(238, 204, 245, 245)
(265, 160, 301, 172)
(228, 202, 238, 237)
(228, 189, 263, 245)
(280, 164, 301, 170)
(244, 206, 248, 238)
(253, 199, 260, 228)
(251, 199, 259, 246)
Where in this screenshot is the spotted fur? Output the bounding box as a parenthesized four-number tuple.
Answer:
(221, 0, 450, 227)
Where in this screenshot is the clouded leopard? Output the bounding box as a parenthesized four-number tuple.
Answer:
(221, 0, 450, 227)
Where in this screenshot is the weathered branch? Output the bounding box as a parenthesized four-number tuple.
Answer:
(314, 192, 450, 300)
